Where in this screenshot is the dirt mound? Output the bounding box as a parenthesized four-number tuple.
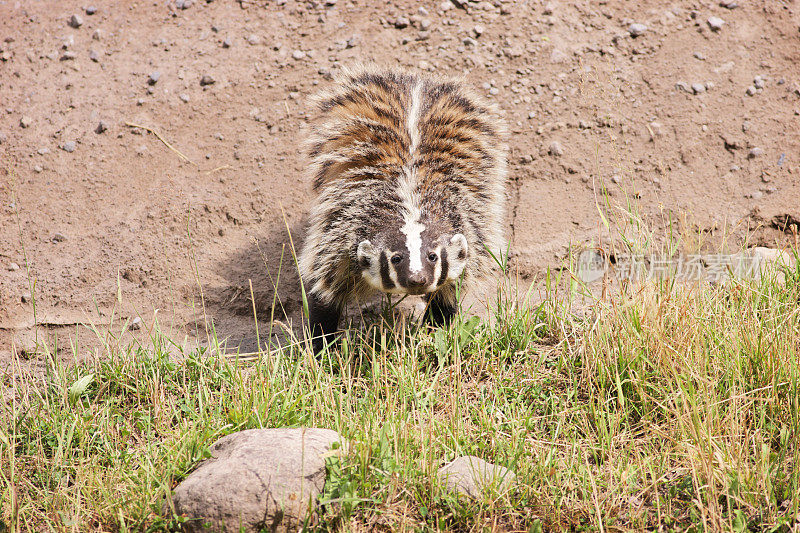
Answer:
(1, 0, 799, 364)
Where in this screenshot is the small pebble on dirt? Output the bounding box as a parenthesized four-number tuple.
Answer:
(746, 85, 757, 96)
(95, 120, 108, 134)
(0, 132, 6, 144)
(86, 6, 97, 15)
(62, 141, 76, 152)
(51, 232, 67, 242)
(37, 147, 49, 155)
(21, 292, 32, 303)
(148, 71, 161, 85)
(691, 83, 706, 94)
(129, 317, 142, 330)
(8, 262, 20, 271)
(720, 0, 738, 8)
(89, 49, 100, 62)
(748, 190, 763, 200)
(222, 37, 232, 48)
(69, 14, 83, 28)
(292, 49, 305, 60)
(753, 75, 765, 89)
(246, 34, 260, 45)
(549, 140, 564, 156)
(395, 17, 409, 29)
(200, 74, 215, 86)
(628, 23, 647, 37)
(707, 17, 725, 31)
(33, 165, 43, 173)
(748, 147, 763, 159)
(346, 34, 361, 48)
(179, 93, 190, 102)
(472, 24, 485, 37)
(176, 0, 193, 9)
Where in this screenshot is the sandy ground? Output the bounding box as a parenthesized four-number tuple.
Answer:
(1, 0, 799, 372)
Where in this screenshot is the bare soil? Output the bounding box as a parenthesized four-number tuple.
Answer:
(1, 0, 799, 369)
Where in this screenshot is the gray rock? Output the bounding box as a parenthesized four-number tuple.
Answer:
(89, 49, 100, 62)
(748, 147, 763, 159)
(51, 232, 67, 242)
(291, 49, 306, 60)
(129, 317, 142, 330)
(37, 147, 50, 155)
(60, 51, 77, 61)
(246, 34, 260, 45)
(68, 14, 83, 28)
(200, 74, 215, 86)
(95, 120, 108, 134)
(628, 23, 647, 37)
(746, 85, 757, 96)
(437, 456, 515, 499)
(222, 37, 232, 48)
(549, 140, 564, 156)
(346, 34, 361, 48)
(707, 16, 725, 31)
(472, 24, 485, 37)
(720, 0, 738, 8)
(748, 190, 763, 200)
(176, 0, 193, 9)
(675, 81, 691, 93)
(753, 75, 765, 89)
(33, 165, 43, 173)
(21, 292, 32, 303)
(86, 6, 97, 15)
(179, 93, 190, 103)
(691, 83, 706, 94)
(148, 71, 161, 85)
(420, 18, 431, 31)
(62, 141, 76, 153)
(169, 428, 345, 532)
(395, 16, 409, 29)
(8, 262, 20, 271)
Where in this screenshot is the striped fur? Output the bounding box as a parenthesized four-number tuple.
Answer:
(299, 67, 507, 336)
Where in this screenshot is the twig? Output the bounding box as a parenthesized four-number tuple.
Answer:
(124, 122, 196, 165)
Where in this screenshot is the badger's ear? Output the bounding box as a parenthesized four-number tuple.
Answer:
(357, 240, 377, 267)
(446, 234, 468, 280)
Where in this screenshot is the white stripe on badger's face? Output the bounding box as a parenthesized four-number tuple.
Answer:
(400, 216, 425, 273)
(397, 80, 426, 274)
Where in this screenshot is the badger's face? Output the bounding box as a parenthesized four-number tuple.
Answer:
(356, 232, 468, 295)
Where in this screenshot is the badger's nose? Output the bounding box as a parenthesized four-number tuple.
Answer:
(407, 273, 427, 291)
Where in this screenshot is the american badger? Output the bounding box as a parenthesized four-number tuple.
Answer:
(299, 68, 507, 352)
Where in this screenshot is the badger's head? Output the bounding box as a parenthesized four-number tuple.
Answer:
(356, 223, 468, 296)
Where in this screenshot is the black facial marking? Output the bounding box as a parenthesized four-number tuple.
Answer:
(379, 250, 394, 290)
(438, 247, 449, 286)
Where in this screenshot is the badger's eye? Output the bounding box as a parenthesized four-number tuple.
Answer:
(391, 254, 402, 265)
(428, 252, 438, 263)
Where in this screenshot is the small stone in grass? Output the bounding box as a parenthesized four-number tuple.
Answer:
(129, 317, 142, 330)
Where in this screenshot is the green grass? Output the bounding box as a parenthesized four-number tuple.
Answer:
(2, 253, 799, 532)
